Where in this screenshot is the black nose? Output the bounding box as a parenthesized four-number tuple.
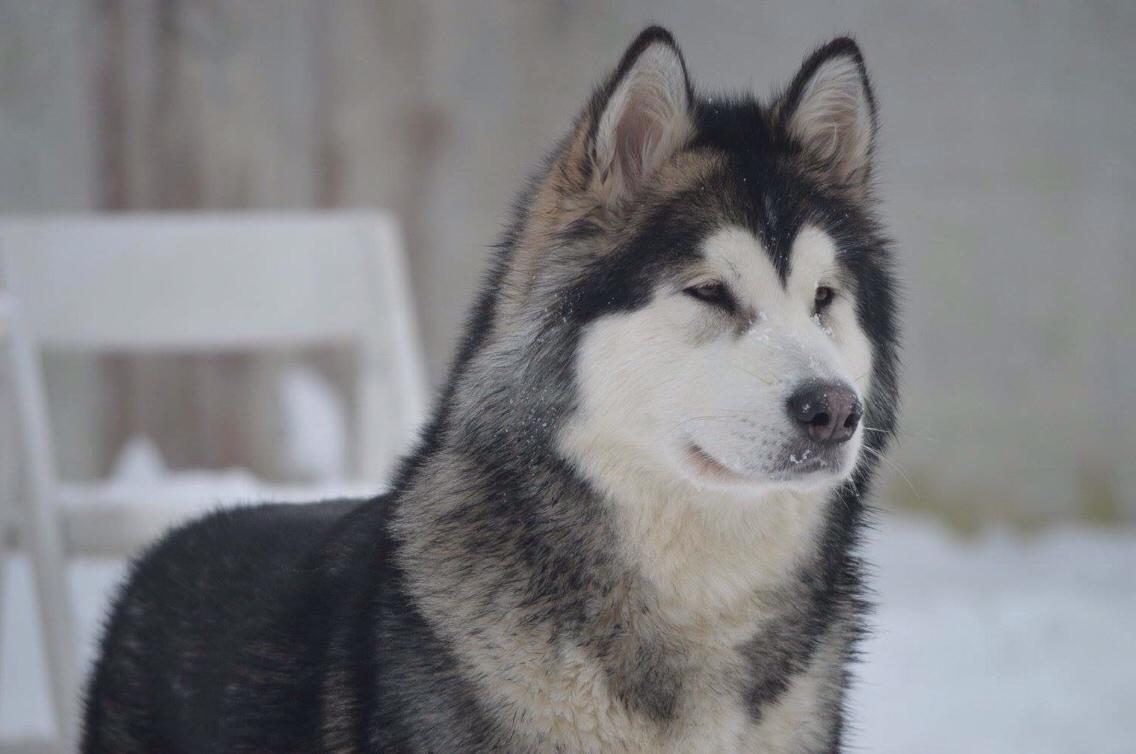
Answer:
(786, 381, 862, 445)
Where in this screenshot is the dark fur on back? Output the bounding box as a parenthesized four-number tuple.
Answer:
(84, 27, 898, 753)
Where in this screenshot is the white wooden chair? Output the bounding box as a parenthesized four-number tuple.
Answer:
(0, 213, 428, 750)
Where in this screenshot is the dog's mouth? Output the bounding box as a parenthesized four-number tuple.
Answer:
(682, 439, 853, 488)
(773, 446, 834, 474)
(769, 441, 854, 484)
(683, 441, 750, 483)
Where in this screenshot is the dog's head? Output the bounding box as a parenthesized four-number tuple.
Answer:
(459, 27, 897, 502)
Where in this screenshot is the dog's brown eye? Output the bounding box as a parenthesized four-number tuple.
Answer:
(684, 281, 734, 311)
(814, 286, 835, 313)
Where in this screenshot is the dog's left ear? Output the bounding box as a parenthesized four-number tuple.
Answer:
(586, 27, 694, 207)
(777, 38, 877, 195)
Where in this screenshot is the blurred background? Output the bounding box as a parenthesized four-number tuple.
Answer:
(0, 2, 1133, 752)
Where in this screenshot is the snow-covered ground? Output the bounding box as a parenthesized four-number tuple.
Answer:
(3, 511, 1134, 750)
(851, 515, 1136, 754)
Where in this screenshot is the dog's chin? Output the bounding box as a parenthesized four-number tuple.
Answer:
(769, 440, 860, 492)
(676, 438, 856, 494)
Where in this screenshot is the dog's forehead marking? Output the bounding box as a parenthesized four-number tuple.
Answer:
(786, 225, 840, 295)
(700, 225, 838, 310)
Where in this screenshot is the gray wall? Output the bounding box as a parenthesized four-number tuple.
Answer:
(2, 0, 1134, 524)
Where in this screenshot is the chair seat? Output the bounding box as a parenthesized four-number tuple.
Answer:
(56, 473, 382, 558)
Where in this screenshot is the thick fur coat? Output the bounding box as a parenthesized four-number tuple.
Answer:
(84, 27, 899, 753)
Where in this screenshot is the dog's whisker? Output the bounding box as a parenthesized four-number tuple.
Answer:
(860, 424, 938, 443)
(860, 445, 921, 501)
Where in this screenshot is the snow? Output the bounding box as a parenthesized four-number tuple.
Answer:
(276, 365, 349, 482)
(3, 510, 1134, 749)
(58, 435, 374, 511)
(108, 434, 169, 481)
(850, 515, 1136, 754)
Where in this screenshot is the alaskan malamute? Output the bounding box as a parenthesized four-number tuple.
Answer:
(85, 26, 898, 753)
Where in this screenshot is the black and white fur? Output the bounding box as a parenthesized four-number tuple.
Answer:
(84, 27, 899, 753)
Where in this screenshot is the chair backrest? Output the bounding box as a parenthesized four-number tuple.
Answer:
(0, 212, 428, 480)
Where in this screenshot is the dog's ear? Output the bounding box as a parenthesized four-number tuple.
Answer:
(777, 38, 876, 195)
(582, 27, 694, 207)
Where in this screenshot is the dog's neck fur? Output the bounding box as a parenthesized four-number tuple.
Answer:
(391, 328, 850, 751)
(560, 418, 835, 629)
(384, 28, 894, 750)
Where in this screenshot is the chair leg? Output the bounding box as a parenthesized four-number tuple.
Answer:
(22, 503, 79, 749)
(0, 526, 7, 732)
(6, 306, 80, 749)
(1, 406, 12, 728)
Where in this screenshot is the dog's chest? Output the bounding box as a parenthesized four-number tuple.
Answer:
(497, 637, 837, 754)
(498, 645, 743, 753)
(505, 496, 839, 751)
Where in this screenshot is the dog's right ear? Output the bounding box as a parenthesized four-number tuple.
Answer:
(573, 27, 694, 208)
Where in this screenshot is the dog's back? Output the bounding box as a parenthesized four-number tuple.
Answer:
(83, 499, 368, 752)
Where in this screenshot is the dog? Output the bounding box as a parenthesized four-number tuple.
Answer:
(84, 26, 899, 753)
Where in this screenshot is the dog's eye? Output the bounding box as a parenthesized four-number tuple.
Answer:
(814, 286, 836, 313)
(684, 281, 734, 311)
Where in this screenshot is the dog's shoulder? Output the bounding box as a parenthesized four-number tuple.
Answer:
(131, 497, 373, 591)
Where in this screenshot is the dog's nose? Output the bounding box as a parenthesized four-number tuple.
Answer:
(786, 381, 862, 445)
